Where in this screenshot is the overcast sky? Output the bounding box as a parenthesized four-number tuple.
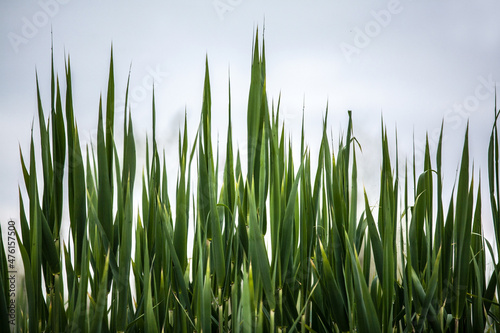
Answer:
(1, 1, 499, 243)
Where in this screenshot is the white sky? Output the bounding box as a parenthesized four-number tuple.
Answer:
(1, 1, 499, 245)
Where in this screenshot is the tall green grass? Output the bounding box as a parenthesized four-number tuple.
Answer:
(1, 33, 500, 332)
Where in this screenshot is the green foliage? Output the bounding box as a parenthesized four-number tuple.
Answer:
(1, 32, 499, 332)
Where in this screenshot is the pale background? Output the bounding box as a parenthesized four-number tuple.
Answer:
(1, 1, 499, 252)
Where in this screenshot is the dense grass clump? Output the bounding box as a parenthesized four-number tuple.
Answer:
(1, 33, 500, 332)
